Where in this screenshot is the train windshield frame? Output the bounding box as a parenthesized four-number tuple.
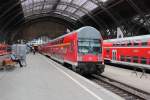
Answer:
(78, 38, 101, 55)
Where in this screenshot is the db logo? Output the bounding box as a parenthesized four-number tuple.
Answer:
(89, 57, 92, 60)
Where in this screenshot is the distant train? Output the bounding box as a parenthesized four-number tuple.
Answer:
(103, 35, 150, 69)
(40, 26, 105, 75)
(0, 44, 9, 56)
(0, 44, 10, 64)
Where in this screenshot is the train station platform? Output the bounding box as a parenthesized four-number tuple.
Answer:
(0, 54, 123, 100)
(103, 65, 150, 93)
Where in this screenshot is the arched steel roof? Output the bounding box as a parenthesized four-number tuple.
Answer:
(21, 0, 103, 20)
(0, 0, 150, 42)
(20, 0, 110, 28)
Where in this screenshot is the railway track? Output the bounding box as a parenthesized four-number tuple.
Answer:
(47, 55, 150, 99)
(90, 75, 150, 100)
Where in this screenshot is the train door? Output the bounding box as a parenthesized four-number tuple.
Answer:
(112, 50, 117, 60)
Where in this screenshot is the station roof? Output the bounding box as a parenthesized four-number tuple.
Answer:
(21, 0, 103, 21)
(20, 0, 110, 30)
(0, 0, 150, 41)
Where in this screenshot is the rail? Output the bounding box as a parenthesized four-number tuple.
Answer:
(90, 75, 150, 100)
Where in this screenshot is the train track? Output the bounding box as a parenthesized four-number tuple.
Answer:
(46, 55, 150, 99)
(89, 75, 150, 100)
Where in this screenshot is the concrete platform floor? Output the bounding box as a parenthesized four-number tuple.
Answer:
(103, 65, 150, 93)
(0, 54, 123, 100)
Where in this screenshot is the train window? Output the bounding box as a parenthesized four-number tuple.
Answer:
(142, 42, 147, 46)
(120, 56, 125, 61)
(117, 43, 121, 46)
(126, 56, 131, 62)
(121, 43, 125, 46)
(141, 57, 147, 64)
(133, 56, 139, 63)
(106, 49, 110, 53)
(78, 39, 101, 55)
(127, 42, 132, 46)
(113, 43, 116, 46)
(7, 47, 11, 52)
(134, 42, 139, 46)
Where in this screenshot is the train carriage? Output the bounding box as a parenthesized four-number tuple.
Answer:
(103, 35, 150, 69)
(41, 26, 105, 75)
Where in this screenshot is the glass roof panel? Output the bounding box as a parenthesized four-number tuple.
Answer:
(73, 0, 87, 6)
(83, 1, 98, 11)
(99, 0, 108, 2)
(61, 0, 72, 3)
(65, 7, 76, 13)
(21, 0, 99, 21)
(57, 5, 67, 10)
(22, 0, 32, 6)
(44, 4, 53, 9)
(75, 11, 85, 17)
(33, 5, 42, 11)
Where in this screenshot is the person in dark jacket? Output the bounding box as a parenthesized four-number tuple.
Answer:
(10, 54, 23, 67)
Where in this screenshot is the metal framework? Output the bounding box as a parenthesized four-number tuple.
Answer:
(1, 0, 150, 41)
(20, 0, 109, 27)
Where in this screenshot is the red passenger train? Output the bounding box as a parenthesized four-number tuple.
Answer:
(103, 35, 150, 69)
(40, 26, 105, 75)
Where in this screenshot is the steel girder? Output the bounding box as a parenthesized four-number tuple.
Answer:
(22, 1, 104, 30)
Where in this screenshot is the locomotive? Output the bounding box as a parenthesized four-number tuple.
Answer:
(40, 26, 105, 75)
(103, 35, 150, 69)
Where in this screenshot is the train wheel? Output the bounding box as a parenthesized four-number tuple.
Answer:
(96, 68, 104, 75)
(75, 67, 80, 73)
(76, 67, 84, 75)
(96, 70, 102, 75)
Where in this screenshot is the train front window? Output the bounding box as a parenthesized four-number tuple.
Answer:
(78, 39, 101, 55)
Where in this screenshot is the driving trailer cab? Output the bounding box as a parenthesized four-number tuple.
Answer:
(76, 26, 105, 74)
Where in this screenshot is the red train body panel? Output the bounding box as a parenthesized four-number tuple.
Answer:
(0, 44, 8, 55)
(103, 35, 150, 69)
(0, 44, 10, 64)
(40, 26, 105, 74)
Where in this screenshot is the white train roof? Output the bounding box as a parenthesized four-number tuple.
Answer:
(77, 26, 102, 39)
(104, 35, 150, 43)
(50, 26, 102, 42)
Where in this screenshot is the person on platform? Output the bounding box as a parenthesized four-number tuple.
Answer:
(11, 43, 27, 67)
(10, 54, 23, 67)
(32, 46, 36, 55)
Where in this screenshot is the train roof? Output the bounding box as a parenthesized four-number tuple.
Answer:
(104, 34, 150, 43)
(50, 26, 102, 42)
(77, 26, 102, 39)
